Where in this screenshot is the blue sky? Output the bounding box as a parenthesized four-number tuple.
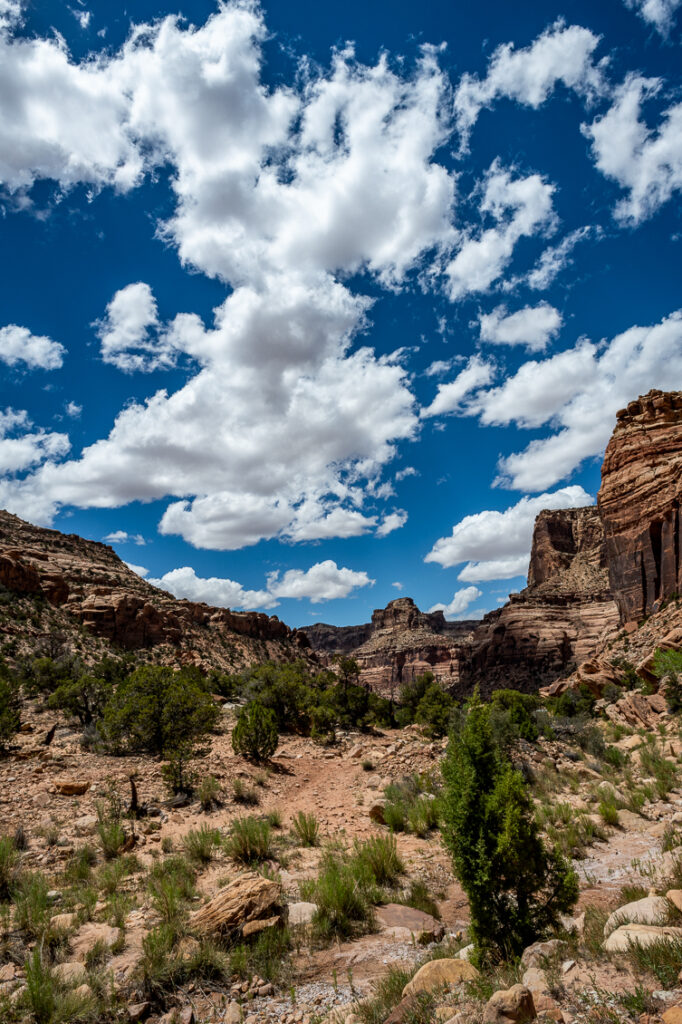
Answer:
(0, 0, 681, 628)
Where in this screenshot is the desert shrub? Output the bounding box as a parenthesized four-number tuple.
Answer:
(441, 692, 578, 961)
(303, 853, 374, 940)
(225, 816, 273, 864)
(148, 856, 196, 925)
(383, 800, 407, 832)
(603, 745, 628, 770)
(354, 966, 413, 1024)
(291, 811, 320, 847)
(139, 923, 180, 1003)
(0, 668, 20, 754)
(198, 775, 222, 811)
(639, 740, 678, 798)
(22, 948, 95, 1024)
(232, 777, 260, 805)
(102, 664, 218, 756)
(598, 795, 620, 827)
(161, 744, 197, 797)
(398, 880, 441, 920)
(232, 702, 278, 762)
(66, 844, 97, 884)
(229, 925, 292, 984)
(0, 834, 20, 900)
(183, 826, 221, 864)
(396, 673, 434, 725)
(414, 683, 455, 738)
(627, 936, 682, 988)
(353, 834, 404, 887)
(47, 673, 112, 728)
(489, 689, 539, 746)
(547, 683, 596, 720)
(15, 871, 51, 937)
(96, 799, 126, 861)
(383, 775, 440, 836)
(653, 649, 682, 713)
(266, 808, 282, 828)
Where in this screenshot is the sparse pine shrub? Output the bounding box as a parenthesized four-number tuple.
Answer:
(231, 702, 278, 763)
(441, 691, 578, 962)
(226, 816, 273, 864)
(161, 743, 197, 797)
(414, 683, 455, 738)
(47, 672, 112, 728)
(24, 946, 56, 1024)
(0, 670, 20, 754)
(102, 664, 218, 757)
(598, 796, 620, 827)
(290, 811, 320, 847)
(489, 689, 539, 746)
(66, 844, 97, 884)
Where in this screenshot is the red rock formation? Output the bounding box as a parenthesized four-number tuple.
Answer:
(0, 510, 307, 670)
(465, 507, 619, 693)
(598, 389, 682, 624)
(304, 597, 477, 696)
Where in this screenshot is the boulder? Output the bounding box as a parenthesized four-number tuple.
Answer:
(483, 984, 536, 1023)
(520, 939, 567, 968)
(126, 1003, 150, 1022)
(662, 1009, 682, 1024)
(668, 890, 682, 913)
(604, 895, 670, 937)
(376, 903, 444, 943)
(384, 995, 419, 1024)
(368, 799, 386, 824)
(604, 924, 682, 953)
(521, 969, 562, 1021)
(402, 958, 478, 998)
(288, 901, 317, 926)
(52, 961, 88, 985)
(71, 922, 122, 961)
(55, 780, 91, 796)
(189, 871, 283, 937)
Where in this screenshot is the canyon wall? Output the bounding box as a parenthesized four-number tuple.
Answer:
(599, 389, 682, 624)
(0, 511, 308, 671)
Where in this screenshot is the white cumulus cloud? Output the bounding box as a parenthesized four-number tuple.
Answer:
(104, 530, 146, 545)
(148, 559, 373, 610)
(421, 355, 494, 418)
(444, 163, 556, 301)
(97, 283, 176, 373)
(623, 0, 681, 35)
(428, 585, 483, 620)
(0, 325, 65, 370)
(0, 408, 69, 475)
(479, 303, 562, 352)
(376, 510, 408, 537)
(469, 310, 682, 491)
(454, 21, 605, 151)
(583, 74, 682, 225)
(425, 485, 592, 581)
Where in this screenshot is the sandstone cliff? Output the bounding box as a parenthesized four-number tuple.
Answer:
(464, 507, 619, 693)
(599, 390, 682, 624)
(0, 510, 308, 671)
(304, 598, 476, 696)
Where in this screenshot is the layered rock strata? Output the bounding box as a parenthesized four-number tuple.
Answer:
(462, 507, 619, 693)
(305, 597, 476, 696)
(599, 389, 682, 625)
(0, 510, 307, 671)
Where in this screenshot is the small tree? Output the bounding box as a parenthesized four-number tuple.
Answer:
(102, 665, 218, 755)
(415, 682, 455, 738)
(47, 673, 112, 727)
(441, 692, 578, 961)
(653, 649, 682, 713)
(232, 702, 278, 762)
(0, 670, 20, 755)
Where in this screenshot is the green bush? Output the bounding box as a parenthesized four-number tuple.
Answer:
(225, 816, 273, 864)
(183, 826, 221, 864)
(489, 689, 539, 745)
(303, 853, 374, 940)
(198, 775, 222, 812)
(0, 834, 20, 900)
(232, 702, 278, 762)
(47, 673, 112, 728)
(0, 669, 20, 754)
(414, 683, 455, 738)
(291, 811, 320, 847)
(441, 692, 578, 961)
(653, 649, 682, 713)
(15, 871, 51, 937)
(102, 664, 218, 756)
(353, 834, 404, 886)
